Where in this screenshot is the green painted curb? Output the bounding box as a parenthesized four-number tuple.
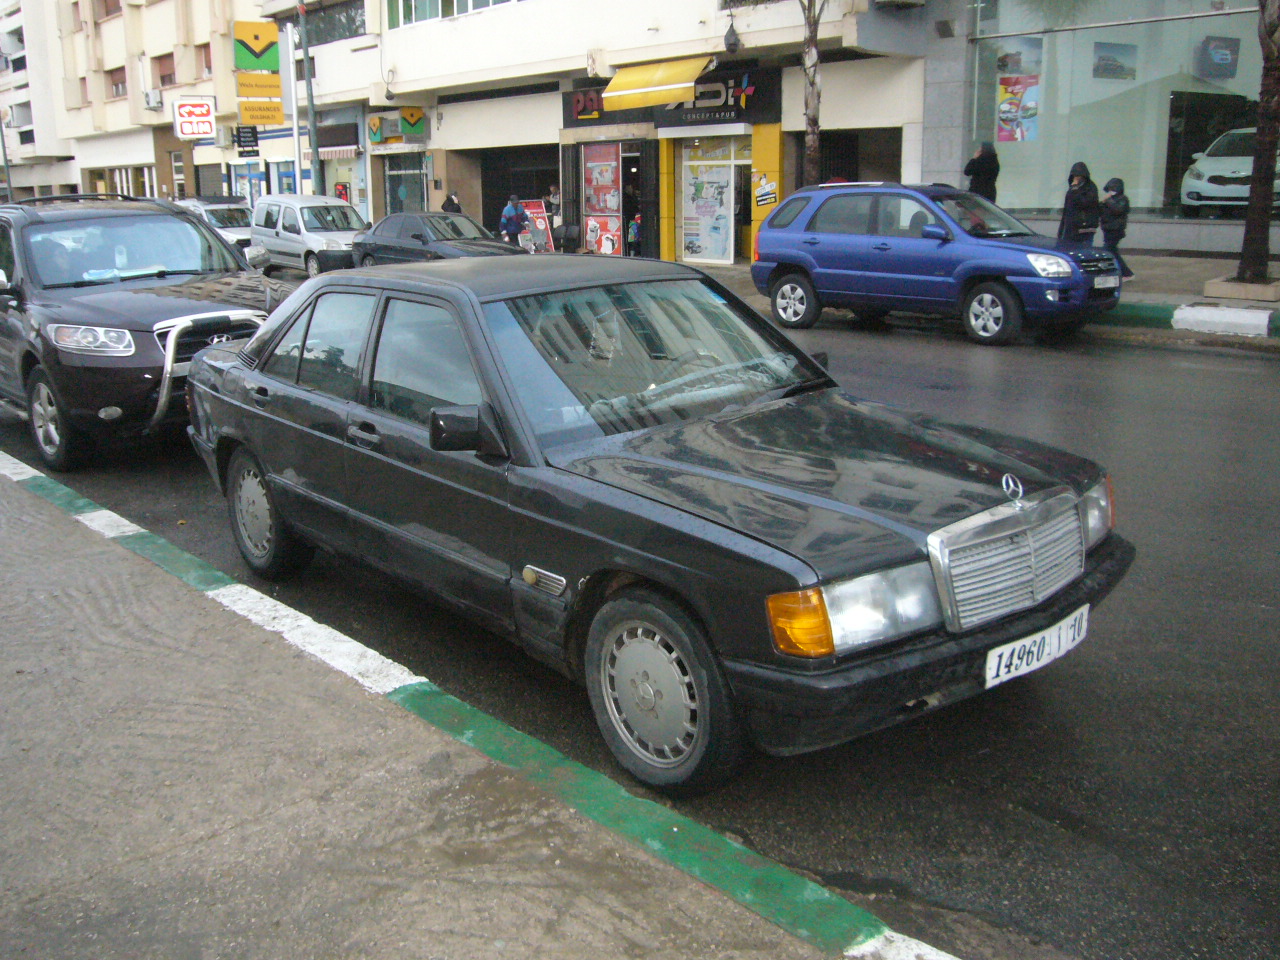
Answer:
(1269, 312, 1280, 338)
(115, 531, 239, 592)
(1092, 302, 1174, 329)
(20, 474, 102, 515)
(388, 681, 887, 956)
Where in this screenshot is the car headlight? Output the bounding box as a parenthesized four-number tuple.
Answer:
(322, 239, 344, 250)
(768, 562, 943, 658)
(1186, 165, 1205, 181)
(1027, 253, 1072, 277)
(49, 324, 135, 356)
(1081, 476, 1115, 548)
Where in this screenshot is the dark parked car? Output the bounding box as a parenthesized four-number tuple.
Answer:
(752, 183, 1122, 343)
(0, 195, 294, 470)
(352, 211, 525, 266)
(187, 256, 1134, 795)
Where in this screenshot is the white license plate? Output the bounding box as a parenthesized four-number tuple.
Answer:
(984, 605, 1089, 689)
(1094, 275, 1120, 289)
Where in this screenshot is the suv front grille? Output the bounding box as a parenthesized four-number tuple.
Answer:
(928, 491, 1085, 632)
(154, 312, 266, 365)
(1072, 252, 1117, 275)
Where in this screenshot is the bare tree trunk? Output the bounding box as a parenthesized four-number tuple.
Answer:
(801, 0, 826, 186)
(1237, 1, 1280, 283)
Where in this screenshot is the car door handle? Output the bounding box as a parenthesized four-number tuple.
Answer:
(802, 238, 821, 245)
(250, 385, 269, 406)
(346, 422, 381, 448)
(872, 243, 892, 251)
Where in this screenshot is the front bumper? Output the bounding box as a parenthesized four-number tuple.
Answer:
(315, 249, 354, 272)
(725, 533, 1136, 756)
(1010, 275, 1121, 319)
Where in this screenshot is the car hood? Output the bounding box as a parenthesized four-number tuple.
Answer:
(1190, 154, 1277, 178)
(317, 230, 361, 249)
(33, 272, 295, 331)
(974, 233, 1101, 257)
(436, 238, 527, 257)
(549, 389, 1099, 581)
(217, 226, 253, 243)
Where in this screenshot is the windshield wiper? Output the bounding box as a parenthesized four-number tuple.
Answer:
(118, 268, 208, 280)
(43, 279, 117, 288)
(749, 375, 833, 406)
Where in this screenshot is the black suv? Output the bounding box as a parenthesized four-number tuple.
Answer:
(0, 195, 293, 469)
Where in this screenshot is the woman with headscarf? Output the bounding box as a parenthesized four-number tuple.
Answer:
(964, 142, 1000, 203)
(1100, 177, 1135, 279)
(441, 191, 462, 213)
(1058, 161, 1101, 244)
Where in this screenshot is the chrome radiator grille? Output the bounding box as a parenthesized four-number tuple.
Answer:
(929, 491, 1085, 632)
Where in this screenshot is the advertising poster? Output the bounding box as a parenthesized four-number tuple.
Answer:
(1092, 42, 1137, 80)
(518, 200, 555, 253)
(997, 75, 1040, 142)
(582, 142, 622, 255)
(681, 163, 733, 263)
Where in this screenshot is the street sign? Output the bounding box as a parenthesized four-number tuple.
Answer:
(234, 126, 259, 148)
(172, 97, 216, 140)
(238, 100, 285, 126)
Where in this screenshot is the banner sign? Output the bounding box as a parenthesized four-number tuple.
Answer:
(564, 67, 781, 129)
(172, 97, 216, 140)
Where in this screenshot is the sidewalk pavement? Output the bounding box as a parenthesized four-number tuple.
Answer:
(0, 453, 961, 960)
(702, 254, 1280, 354)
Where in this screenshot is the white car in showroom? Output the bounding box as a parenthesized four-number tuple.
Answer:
(1181, 127, 1280, 216)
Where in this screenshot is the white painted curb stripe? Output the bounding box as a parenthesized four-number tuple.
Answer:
(1172, 304, 1271, 337)
(76, 508, 146, 538)
(207, 583, 424, 695)
(845, 931, 963, 959)
(0, 450, 42, 481)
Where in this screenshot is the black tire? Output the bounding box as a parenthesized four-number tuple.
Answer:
(360, 254, 377, 267)
(584, 587, 745, 796)
(226, 447, 314, 580)
(770, 273, 822, 329)
(962, 281, 1023, 345)
(304, 253, 322, 278)
(26, 366, 86, 471)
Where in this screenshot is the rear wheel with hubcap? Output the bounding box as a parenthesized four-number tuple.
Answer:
(962, 281, 1023, 345)
(584, 587, 745, 796)
(770, 273, 822, 329)
(361, 254, 377, 267)
(226, 447, 314, 579)
(27, 366, 87, 471)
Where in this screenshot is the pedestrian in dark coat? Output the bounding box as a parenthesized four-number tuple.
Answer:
(1100, 177, 1135, 279)
(441, 191, 462, 213)
(1058, 161, 1100, 244)
(964, 142, 1000, 203)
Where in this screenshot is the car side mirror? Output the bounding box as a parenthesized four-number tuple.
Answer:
(245, 245, 271, 269)
(1192, 151, 1205, 160)
(0, 268, 15, 299)
(410, 232, 427, 243)
(431, 402, 507, 458)
(921, 224, 949, 241)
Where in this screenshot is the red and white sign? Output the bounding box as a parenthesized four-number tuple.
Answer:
(172, 97, 216, 140)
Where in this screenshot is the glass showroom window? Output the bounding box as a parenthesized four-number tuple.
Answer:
(971, 0, 1263, 218)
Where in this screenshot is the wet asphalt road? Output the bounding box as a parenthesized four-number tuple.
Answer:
(2, 318, 1277, 960)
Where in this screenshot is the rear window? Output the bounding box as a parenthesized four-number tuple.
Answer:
(808, 194, 875, 235)
(768, 196, 810, 229)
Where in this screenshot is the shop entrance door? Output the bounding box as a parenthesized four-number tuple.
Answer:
(386, 152, 429, 214)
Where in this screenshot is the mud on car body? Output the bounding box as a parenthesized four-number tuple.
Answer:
(0, 195, 294, 469)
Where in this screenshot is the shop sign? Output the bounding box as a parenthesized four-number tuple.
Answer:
(234, 125, 259, 158)
(233, 21, 279, 72)
(172, 96, 216, 140)
(368, 108, 428, 152)
(238, 100, 285, 126)
(237, 72, 282, 99)
(563, 67, 781, 129)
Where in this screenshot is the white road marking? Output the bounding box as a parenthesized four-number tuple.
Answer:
(846, 931, 963, 959)
(0, 451, 42, 481)
(75, 509, 145, 538)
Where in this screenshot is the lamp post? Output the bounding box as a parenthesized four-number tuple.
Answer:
(0, 108, 12, 203)
(298, 3, 323, 195)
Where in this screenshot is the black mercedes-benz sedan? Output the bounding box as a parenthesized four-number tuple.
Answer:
(186, 256, 1134, 795)
(351, 211, 524, 266)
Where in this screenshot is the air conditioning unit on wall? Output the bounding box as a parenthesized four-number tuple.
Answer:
(143, 89, 163, 110)
(214, 125, 234, 148)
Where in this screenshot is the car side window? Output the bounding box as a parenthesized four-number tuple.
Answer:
(262, 292, 374, 399)
(281, 207, 300, 235)
(257, 204, 279, 230)
(398, 217, 424, 241)
(877, 196, 941, 238)
(377, 215, 402, 237)
(261, 308, 308, 383)
(769, 196, 810, 229)
(808, 195, 875, 235)
(0, 225, 15, 280)
(370, 298, 482, 427)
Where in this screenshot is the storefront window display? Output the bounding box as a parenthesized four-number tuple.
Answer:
(972, 0, 1263, 218)
(582, 142, 624, 256)
(678, 136, 752, 265)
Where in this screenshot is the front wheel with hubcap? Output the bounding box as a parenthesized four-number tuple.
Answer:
(770, 273, 822, 329)
(305, 253, 322, 278)
(27, 366, 86, 471)
(226, 447, 313, 579)
(962, 281, 1023, 345)
(360, 254, 377, 267)
(584, 588, 745, 796)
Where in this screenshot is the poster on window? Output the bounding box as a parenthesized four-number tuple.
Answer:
(997, 74, 1040, 142)
(518, 199, 555, 253)
(1092, 42, 1137, 80)
(581, 142, 622, 255)
(681, 164, 733, 263)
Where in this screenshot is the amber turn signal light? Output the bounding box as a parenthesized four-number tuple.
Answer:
(767, 588, 834, 658)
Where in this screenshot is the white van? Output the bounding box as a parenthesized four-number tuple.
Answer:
(251, 194, 367, 276)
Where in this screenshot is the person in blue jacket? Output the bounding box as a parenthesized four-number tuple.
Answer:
(499, 195, 528, 246)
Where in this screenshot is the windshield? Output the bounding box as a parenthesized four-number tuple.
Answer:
(301, 204, 365, 232)
(206, 206, 251, 228)
(423, 213, 491, 240)
(1207, 131, 1255, 157)
(484, 279, 826, 448)
(25, 214, 242, 289)
(937, 193, 1035, 238)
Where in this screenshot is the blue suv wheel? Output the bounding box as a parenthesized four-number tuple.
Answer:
(770, 273, 821, 329)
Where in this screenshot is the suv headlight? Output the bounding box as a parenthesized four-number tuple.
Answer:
(1186, 165, 1206, 181)
(49, 324, 135, 356)
(1027, 253, 1072, 277)
(1081, 476, 1115, 548)
(768, 562, 944, 658)
(322, 239, 344, 251)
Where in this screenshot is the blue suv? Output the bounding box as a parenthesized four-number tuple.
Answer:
(751, 183, 1121, 344)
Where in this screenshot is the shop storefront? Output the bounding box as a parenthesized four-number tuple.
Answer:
(971, 0, 1265, 219)
(369, 106, 429, 217)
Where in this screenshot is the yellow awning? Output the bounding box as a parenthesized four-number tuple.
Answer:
(602, 56, 714, 112)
